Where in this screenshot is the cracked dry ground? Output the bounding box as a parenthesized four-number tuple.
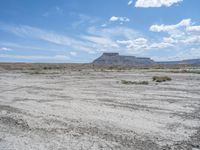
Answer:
(0, 69, 200, 150)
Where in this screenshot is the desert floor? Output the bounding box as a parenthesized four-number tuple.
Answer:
(0, 68, 200, 150)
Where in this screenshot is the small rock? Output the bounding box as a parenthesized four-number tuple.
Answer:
(1, 110, 7, 115)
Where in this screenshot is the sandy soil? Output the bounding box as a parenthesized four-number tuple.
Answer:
(0, 69, 200, 150)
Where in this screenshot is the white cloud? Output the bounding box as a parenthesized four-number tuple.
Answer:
(150, 42, 173, 49)
(117, 38, 174, 51)
(1, 24, 138, 55)
(128, 0, 133, 5)
(109, 16, 130, 23)
(163, 37, 177, 44)
(101, 24, 107, 27)
(150, 19, 191, 32)
(0, 47, 11, 51)
(0, 41, 70, 52)
(70, 52, 77, 56)
(80, 26, 147, 54)
(117, 38, 148, 49)
(147, 19, 200, 60)
(54, 55, 70, 60)
(181, 36, 200, 44)
(109, 16, 118, 22)
(85, 26, 176, 54)
(1, 19, 200, 61)
(150, 19, 200, 47)
(43, 6, 64, 17)
(135, 0, 183, 8)
(0, 54, 70, 61)
(72, 13, 100, 28)
(186, 26, 200, 32)
(0, 24, 95, 54)
(81, 35, 119, 48)
(87, 26, 140, 39)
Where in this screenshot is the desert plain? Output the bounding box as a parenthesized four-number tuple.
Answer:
(0, 64, 200, 150)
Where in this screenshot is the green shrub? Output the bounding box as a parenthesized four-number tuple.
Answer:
(121, 80, 149, 85)
(152, 76, 172, 82)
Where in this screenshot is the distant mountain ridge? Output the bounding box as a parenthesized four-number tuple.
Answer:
(158, 59, 200, 65)
(93, 53, 200, 65)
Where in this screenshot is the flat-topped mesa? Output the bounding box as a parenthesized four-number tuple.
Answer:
(93, 53, 155, 65)
(102, 53, 119, 57)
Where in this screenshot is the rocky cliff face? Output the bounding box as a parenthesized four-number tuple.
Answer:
(93, 53, 155, 65)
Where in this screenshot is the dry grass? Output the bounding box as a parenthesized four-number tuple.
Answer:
(170, 69, 200, 74)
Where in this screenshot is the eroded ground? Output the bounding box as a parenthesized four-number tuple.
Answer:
(0, 68, 200, 150)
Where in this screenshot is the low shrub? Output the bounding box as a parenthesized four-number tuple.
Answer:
(152, 76, 172, 82)
(121, 80, 149, 85)
(29, 69, 44, 75)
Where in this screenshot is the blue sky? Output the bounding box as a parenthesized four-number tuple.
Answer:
(0, 0, 200, 62)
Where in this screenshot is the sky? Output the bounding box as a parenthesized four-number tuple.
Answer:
(0, 0, 200, 63)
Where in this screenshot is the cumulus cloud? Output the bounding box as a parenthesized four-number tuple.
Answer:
(135, 0, 183, 8)
(117, 38, 174, 51)
(117, 38, 148, 50)
(186, 26, 200, 32)
(109, 16, 130, 23)
(105, 19, 200, 56)
(150, 19, 191, 32)
(109, 16, 118, 22)
(149, 19, 200, 46)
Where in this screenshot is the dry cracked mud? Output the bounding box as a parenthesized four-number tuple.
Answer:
(0, 68, 200, 150)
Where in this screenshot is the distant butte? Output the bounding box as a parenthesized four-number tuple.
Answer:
(92, 53, 155, 65)
(92, 53, 200, 65)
